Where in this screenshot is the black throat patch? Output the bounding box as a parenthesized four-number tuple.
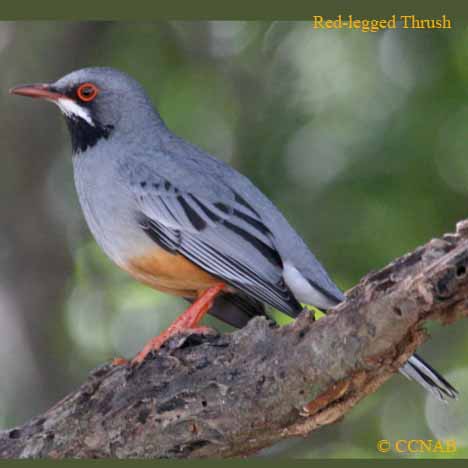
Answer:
(65, 116, 114, 154)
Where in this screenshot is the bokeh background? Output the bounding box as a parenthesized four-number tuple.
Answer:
(1, 21, 468, 458)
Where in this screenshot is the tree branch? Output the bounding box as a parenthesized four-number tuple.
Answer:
(2, 220, 468, 459)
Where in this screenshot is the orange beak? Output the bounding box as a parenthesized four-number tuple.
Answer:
(9, 83, 64, 101)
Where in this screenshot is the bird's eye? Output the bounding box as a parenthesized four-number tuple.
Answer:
(76, 83, 99, 102)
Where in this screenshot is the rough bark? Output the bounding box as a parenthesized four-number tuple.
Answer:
(2, 220, 468, 459)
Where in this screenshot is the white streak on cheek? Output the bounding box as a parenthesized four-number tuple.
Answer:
(51, 98, 95, 127)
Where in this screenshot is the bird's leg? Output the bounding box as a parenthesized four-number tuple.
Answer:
(131, 283, 225, 365)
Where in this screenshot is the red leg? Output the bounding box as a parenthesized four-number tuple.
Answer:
(131, 283, 225, 365)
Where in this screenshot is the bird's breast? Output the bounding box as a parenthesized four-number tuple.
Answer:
(72, 151, 220, 297)
(73, 152, 152, 267)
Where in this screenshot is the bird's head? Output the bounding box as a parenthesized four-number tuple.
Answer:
(10, 67, 160, 154)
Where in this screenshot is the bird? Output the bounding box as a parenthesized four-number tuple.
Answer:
(10, 67, 458, 401)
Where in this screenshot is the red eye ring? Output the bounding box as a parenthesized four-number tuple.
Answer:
(76, 83, 99, 102)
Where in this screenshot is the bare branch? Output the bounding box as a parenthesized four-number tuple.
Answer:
(2, 220, 468, 459)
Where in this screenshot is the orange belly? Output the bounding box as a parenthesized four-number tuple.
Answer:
(123, 247, 221, 298)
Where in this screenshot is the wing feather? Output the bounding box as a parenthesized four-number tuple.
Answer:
(131, 170, 301, 315)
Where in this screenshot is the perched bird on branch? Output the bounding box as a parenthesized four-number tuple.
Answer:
(10, 67, 458, 401)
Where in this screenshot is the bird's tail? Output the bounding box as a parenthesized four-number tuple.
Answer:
(399, 354, 458, 402)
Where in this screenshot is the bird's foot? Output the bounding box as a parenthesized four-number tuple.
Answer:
(111, 326, 215, 367)
(130, 326, 216, 365)
(131, 283, 225, 366)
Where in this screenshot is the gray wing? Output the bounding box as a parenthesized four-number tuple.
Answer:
(127, 164, 302, 315)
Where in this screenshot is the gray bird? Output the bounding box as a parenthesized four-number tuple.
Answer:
(11, 67, 457, 401)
